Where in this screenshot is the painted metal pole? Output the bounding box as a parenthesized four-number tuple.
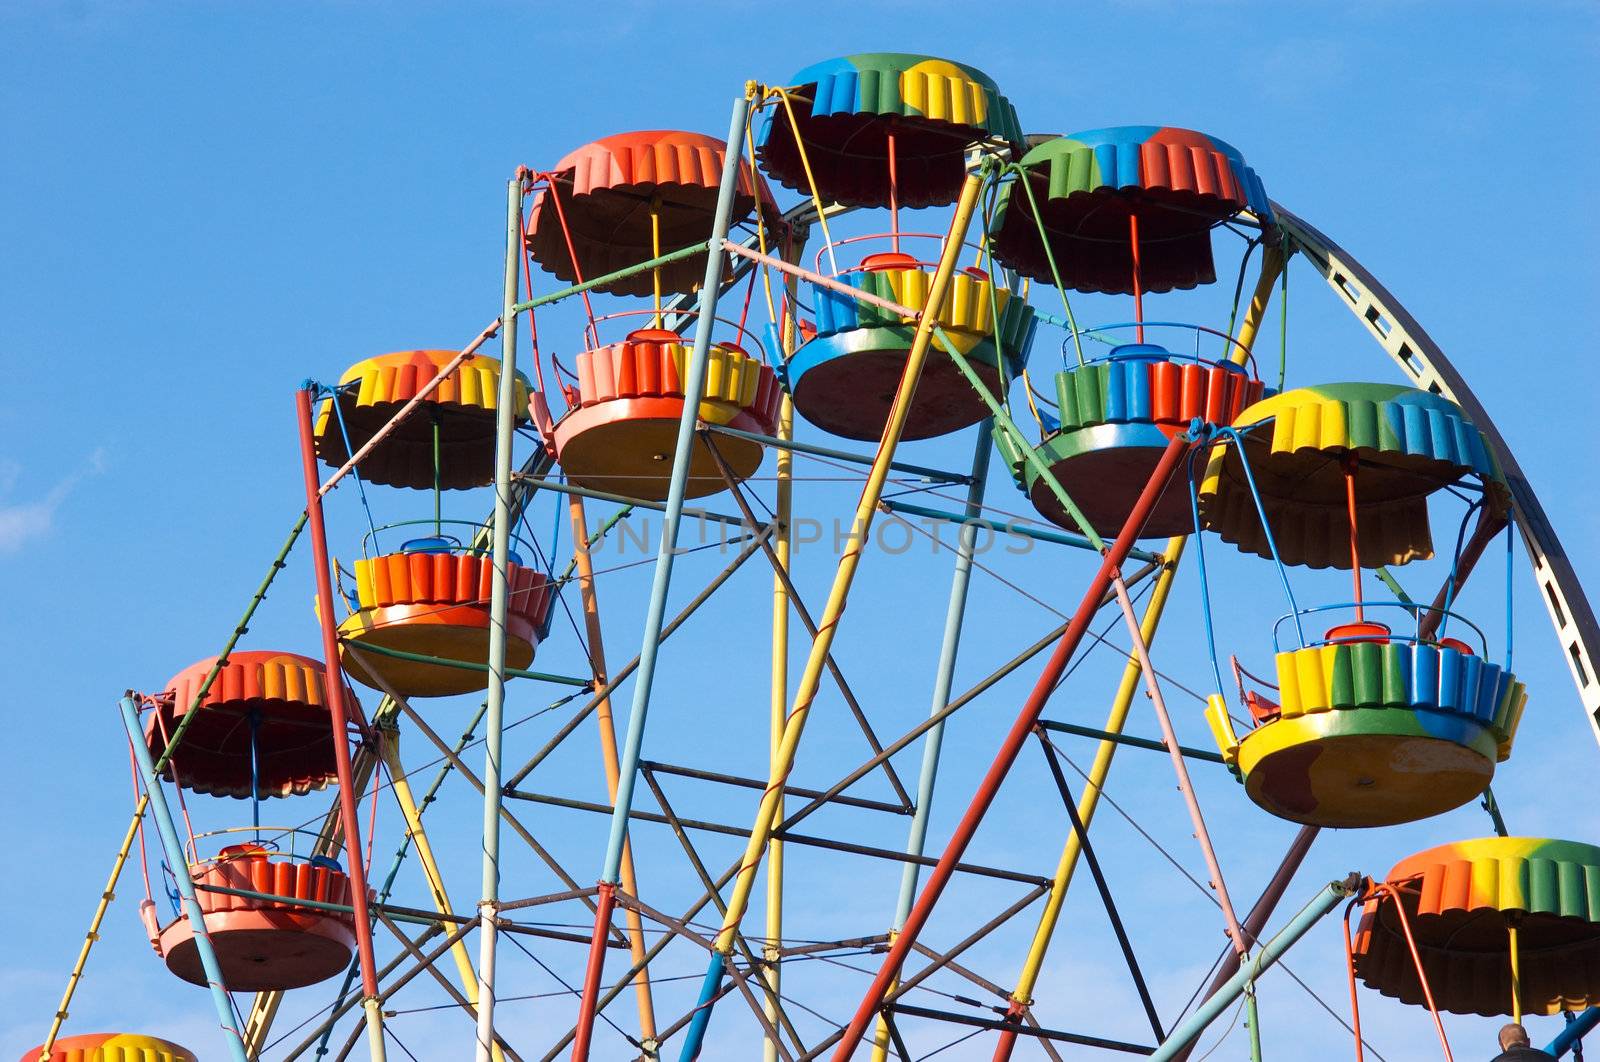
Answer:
(1245, 981, 1263, 1062)
(893, 420, 995, 916)
(570, 91, 753, 1062)
(1039, 720, 1221, 763)
(264, 722, 383, 1059)
(1235, 243, 1285, 357)
(990, 537, 1186, 1062)
(377, 733, 505, 1062)
(1032, 730, 1164, 1047)
(723, 241, 918, 319)
(300, 710, 465, 1061)
(473, 173, 526, 1062)
(1419, 505, 1507, 643)
(762, 254, 803, 1062)
(295, 385, 388, 1062)
(871, 422, 994, 1062)
(704, 422, 971, 485)
(1550, 1007, 1600, 1057)
(1110, 571, 1248, 958)
(1509, 918, 1524, 1023)
(831, 431, 1191, 1061)
(36, 793, 150, 1060)
(566, 492, 659, 1054)
(509, 474, 746, 527)
(343, 641, 589, 687)
(763, 392, 796, 1062)
(119, 696, 251, 1062)
(680, 170, 989, 1062)
(1170, 824, 1319, 1062)
(511, 241, 712, 315)
(1149, 877, 1359, 1062)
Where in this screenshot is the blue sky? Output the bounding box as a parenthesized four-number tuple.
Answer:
(3, 2, 1599, 1059)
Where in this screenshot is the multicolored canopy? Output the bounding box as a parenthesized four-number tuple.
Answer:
(990, 125, 1270, 294)
(1199, 382, 1507, 570)
(1354, 837, 1600, 1016)
(526, 130, 777, 296)
(19, 1033, 196, 1062)
(756, 53, 1022, 209)
(148, 650, 340, 799)
(313, 350, 530, 490)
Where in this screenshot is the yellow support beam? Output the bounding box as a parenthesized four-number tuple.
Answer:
(712, 171, 987, 956)
(36, 795, 150, 1061)
(377, 732, 505, 1062)
(762, 262, 800, 1062)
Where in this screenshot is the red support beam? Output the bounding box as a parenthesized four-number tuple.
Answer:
(295, 386, 385, 1004)
(831, 433, 1193, 1059)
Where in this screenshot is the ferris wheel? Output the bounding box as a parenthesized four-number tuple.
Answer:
(24, 50, 1600, 1062)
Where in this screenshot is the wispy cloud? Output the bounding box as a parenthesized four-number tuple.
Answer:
(0, 449, 107, 554)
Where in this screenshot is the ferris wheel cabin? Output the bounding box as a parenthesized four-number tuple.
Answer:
(1005, 334, 1267, 538)
(524, 129, 784, 500)
(547, 325, 782, 500)
(1352, 837, 1600, 1018)
(758, 53, 1037, 441)
(149, 842, 358, 992)
(335, 539, 555, 697)
(987, 125, 1274, 538)
(1201, 383, 1527, 827)
(989, 125, 1272, 295)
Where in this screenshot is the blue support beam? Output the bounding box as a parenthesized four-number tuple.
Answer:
(119, 695, 251, 1062)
